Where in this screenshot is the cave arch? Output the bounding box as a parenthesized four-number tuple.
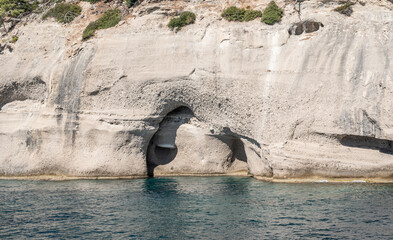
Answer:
(147, 106, 194, 176)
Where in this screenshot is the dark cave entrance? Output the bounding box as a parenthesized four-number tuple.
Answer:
(147, 106, 194, 176)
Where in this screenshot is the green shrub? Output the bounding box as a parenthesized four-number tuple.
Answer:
(0, 11, 4, 24)
(83, 21, 98, 40)
(9, 35, 18, 43)
(82, 0, 102, 3)
(261, 1, 283, 25)
(43, 3, 82, 23)
(334, 2, 354, 16)
(82, 9, 122, 40)
(125, 0, 138, 8)
(168, 11, 196, 31)
(221, 6, 246, 21)
(0, 0, 36, 18)
(244, 9, 262, 22)
(221, 6, 262, 22)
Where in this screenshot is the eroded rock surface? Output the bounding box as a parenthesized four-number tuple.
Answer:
(0, 0, 393, 180)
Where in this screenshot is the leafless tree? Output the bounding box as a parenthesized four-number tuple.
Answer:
(294, 0, 304, 21)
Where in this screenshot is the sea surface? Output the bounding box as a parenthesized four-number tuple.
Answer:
(1, 177, 392, 239)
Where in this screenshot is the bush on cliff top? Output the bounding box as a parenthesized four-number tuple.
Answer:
(261, 1, 283, 25)
(221, 6, 262, 22)
(43, 3, 82, 23)
(82, 9, 122, 40)
(244, 9, 262, 22)
(221, 6, 246, 21)
(0, 0, 36, 18)
(168, 11, 196, 31)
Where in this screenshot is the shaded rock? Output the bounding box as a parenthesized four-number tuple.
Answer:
(288, 20, 324, 35)
(0, 77, 47, 109)
(0, 43, 13, 54)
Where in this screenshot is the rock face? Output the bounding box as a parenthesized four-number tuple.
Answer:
(0, 0, 393, 180)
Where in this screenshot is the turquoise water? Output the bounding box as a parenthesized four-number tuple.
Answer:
(1, 177, 392, 239)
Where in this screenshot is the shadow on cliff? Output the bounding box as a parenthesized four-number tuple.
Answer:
(339, 135, 393, 155)
(0, 77, 47, 110)
(213, 135, 248, 164)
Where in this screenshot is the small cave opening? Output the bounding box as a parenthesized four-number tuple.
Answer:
(147, 106, 194, 176)
(339, 135, 393, 154)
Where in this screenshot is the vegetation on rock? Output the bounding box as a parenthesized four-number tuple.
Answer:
(334, 2, 354, 16)
(82, 9, 122, 40)
(221, 6, 246, 21)
(221, 6, 262, 22)
(244, 9, 262, 22)
(0, 0, 35, 32)
(261, 1, 283, 25)
(0, 0, 37, 34)
(82, 0, 102, 3)
(0, 0, 36, 18)
(125, 0, 138, 8)
(9, 35, 17, 43)
(168, 11, 196, 31)
(43, 3, 82, 23)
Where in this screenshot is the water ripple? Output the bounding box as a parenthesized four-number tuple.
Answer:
(0, 177, 392, 239)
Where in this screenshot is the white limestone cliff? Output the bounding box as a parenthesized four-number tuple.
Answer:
(0, 0, 393, 181)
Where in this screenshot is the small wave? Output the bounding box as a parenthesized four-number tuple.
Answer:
(351, 180, 366, 183)
(315, 180, 329, 183)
